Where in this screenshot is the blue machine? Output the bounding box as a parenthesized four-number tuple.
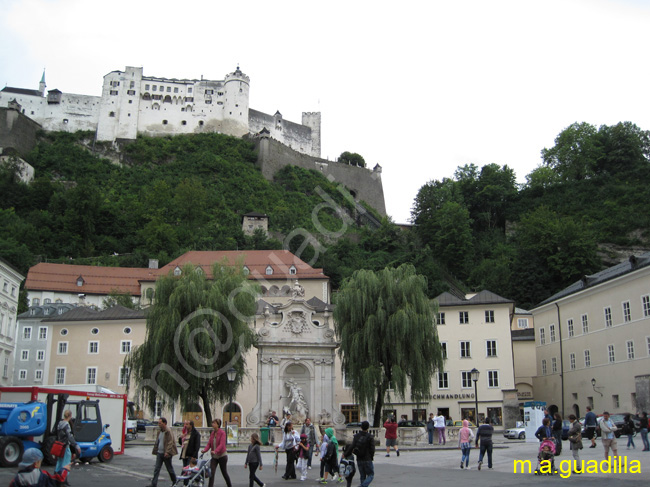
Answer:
(0, 394, 113, 467)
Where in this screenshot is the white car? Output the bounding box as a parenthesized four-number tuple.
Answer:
(503, 427, 526, 439)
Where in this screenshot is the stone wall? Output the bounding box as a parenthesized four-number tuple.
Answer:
(0, 107, 41, 156)
(253, 136, 386, 216)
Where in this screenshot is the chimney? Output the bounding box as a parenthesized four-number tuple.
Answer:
(149, 259, 159, 269)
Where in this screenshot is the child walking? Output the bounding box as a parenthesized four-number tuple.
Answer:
(339, 444, 356, 487)
(297, 433, 310, 481)
(458, 419, 475, 469)
(317, 432, 329, 481)
(244, 433, 265, 487)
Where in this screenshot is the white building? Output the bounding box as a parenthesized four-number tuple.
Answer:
(0, 257, 25, 386)
(532, 253, 650, 418)
(0, 67, 320, 157)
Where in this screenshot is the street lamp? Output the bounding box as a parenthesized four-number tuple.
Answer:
(227, 367, 237, 424)
(471, 368, 480, 426)
(591, 378, 603, 410)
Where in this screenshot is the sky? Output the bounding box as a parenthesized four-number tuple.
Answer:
(2, 0, 650, 223)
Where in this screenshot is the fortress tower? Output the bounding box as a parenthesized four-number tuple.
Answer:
(222, 66, 250, 137)
(301, 112, 321, 158)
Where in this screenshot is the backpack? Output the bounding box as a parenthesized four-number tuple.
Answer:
(339, 458, 355, 478)
(353, 432, 370, 457)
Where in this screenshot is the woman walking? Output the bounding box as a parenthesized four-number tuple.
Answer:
(275, 421, 299, 480)
(552, 412, 563, 455)
(640, 412, 649, 451)
(56, 410, 80, 485)
(179, 420, 201, 468)
(623, 414, 636, 449)
(567, 414, 583, 474)
(202, 418, 232, 487)
(458, 420, 474, 469)
(244, 432, 265, 487)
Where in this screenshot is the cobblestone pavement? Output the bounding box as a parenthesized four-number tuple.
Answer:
(0, 438, 646, 486)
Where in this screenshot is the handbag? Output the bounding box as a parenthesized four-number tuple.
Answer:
(50, 440, 66, 458)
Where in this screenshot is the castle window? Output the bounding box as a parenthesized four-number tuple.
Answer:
(127, 90, 135, 95)
(188, 87, 193, 93)
(217, 91, 224, 96)
(159, 85, 163, 91)
(198, 121, 204, 126)
(174, 87, 179, 93)
(184, 97, 194, 103)
(206, 100, 212, 104)
(181, 120, 187, 125)
(163, 95, 172, 103)
(110, 90, 118, 96)
(142, 93, 151, 100)
(145, 84, 150, 90)
(128, 100, 132, 104)
(152, 86, 157, 91)
(109, 112, 115, 117)
(205, 89, 214, 95)
(162, 120, 168, 125)
(130, 81, 135, 88)
(63, 119, 69, 124)
(217, 101, 223, 105)
(110, 81, 120, 87)
(152, 95, 162, 101)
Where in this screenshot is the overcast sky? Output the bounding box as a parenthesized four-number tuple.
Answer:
(2, 0, 650, 223)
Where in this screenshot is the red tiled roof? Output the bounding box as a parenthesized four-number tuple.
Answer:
(25, 251, 327, 296)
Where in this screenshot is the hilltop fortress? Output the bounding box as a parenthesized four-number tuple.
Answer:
(0, 66, 385, 215)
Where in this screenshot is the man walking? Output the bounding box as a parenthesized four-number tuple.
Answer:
(475, 419, 494, 470)
(599, 411, 619, 460)
(584, 406, 597, 448)
(351, 421, 375, 487)
(300, 417, 318, 469)
(147, 417, 178, 487)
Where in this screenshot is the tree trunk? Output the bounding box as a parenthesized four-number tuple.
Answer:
(199, 386, 212, 426)
(372, 387, 384, 428)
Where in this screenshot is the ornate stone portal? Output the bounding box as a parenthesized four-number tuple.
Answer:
(246, 281, 345, 428)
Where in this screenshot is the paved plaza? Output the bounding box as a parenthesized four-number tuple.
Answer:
(0, 438, 647, 486)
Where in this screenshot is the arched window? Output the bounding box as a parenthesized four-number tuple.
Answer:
(289, 265, 297, 275)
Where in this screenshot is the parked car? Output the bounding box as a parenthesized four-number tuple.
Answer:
(504, 427, 526, 439)
(452, 420, 476, 427)
(137, 419, 155, 432)
(397, 420, 426, 427)
(345, 422, 364, 429)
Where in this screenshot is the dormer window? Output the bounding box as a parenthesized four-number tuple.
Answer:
(289, 265, 297, 275)
(195, 267, 204, 275)
(173, 267, 182, 276)
(76, 276, 84, 287)
(243, 266, 250, 275)
(44, 298, 51, 304)
(265, 266, 273, 275)
(32, 298, 40, 306)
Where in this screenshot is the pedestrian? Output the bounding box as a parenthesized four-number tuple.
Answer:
(351, 420, 375, 487)
(244, 432, 264, 487)
(534, 417, 552, 442)
(426, 413, 435, 445)
(9, 448, 69, 487)
(320, 427, 341, 484)
(202, 418, 233, 487)
(458, 419, 474, 469)
(552, 412, 563, 455)
(339, 444, 356, 487)
(147, 417, 178, 487)
(55, 409, 81, 485)
(599, 411, 618, 460)
(280, 412, 292, 430)
(300, 417, 318, 469)
(296, 433, 310, 481)
(567, 414, 583, 474)
(434, 411, 446, 445)
(317, 430, 330, 482)
(275, 421, 299, 480)
(179, 420, 201, 468)
(622, 414, 636, 449)
(584, 406, 597, 448)
(475, 418, 493, 470)
(383, 416, 399, 457)
(640, 411, 649, 451)
(267, 411, 279, 444)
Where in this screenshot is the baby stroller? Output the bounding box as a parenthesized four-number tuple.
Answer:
(534, 439, 556, 475)
(173, 456, 211, 487)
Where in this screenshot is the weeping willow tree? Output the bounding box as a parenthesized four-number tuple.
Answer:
(334, 264, 444, 427)
(126, 261, 257, 424)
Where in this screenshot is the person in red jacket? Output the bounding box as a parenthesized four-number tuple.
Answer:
(202, 418, 232, 487)
(10, 448, 69, 487)
(383, 416, 400, 457)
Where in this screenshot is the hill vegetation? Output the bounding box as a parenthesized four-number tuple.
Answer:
(1, 122, 649, 310)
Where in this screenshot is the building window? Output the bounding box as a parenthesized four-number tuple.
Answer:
(11, 286, 16, 296)
(145, 84, 150, 90)
(173, 266, 182, 276)
(608, 344, 615, 363)
(551, 357, 557, 373)
(19, 370, 27, 380)
(58, 342, 68, 355)
(39, 327, 47, 340)
(539, 328, 546, 345)
(119, 367, 130, 386)
(21, 350, 28, 361)
(55, 368, 65, 385)
(459, 311, 469, 324)
(60, 328, 68, 336)
(460, 341, 471, 358)
(127, 90, 136, 95)
(613, 394, 620, 409)
(584, 350, 591, 367)
(181, 120, 187, 125)
(121, 340, 132, 354)
(341, 404, 360, 423)
(541, 359, 547, 375)
(289, 265, 297, 275)
(647, 336, 650, 356)
(23, 327, 32, 340)
(567, 319, 574, 337)
(486, 340, 497, 357)
(265, 266, 273, 275)
(623, 301, 631, 322)
(643, 295, 650, 317)
(604, 307, 612, 327)
(549, 324, 556, 343)
(35, 370, 43, 381)
(123, 327, 132, 335)
(437, 372, 449, 389)
(570, 353, 576, 370)
(77, 277, 84, 287)
(437, 312, 445, 325)
(89, 341, 99, 354)
(440, 342, 447, 359)
(37, 350, 45, 361)
(32, 298, 40, 305)
(485, 310, 495, 323)
(2, 358, 7, 379)
(91, 328, 99, 335)
(154, 400, 162, 418)
(461, 371, 472, 388)
(487, 370, 499, 388)
(626, 340, 635, 360)
(198, 120, 204, 126)
(188, 87, 193, 93)
(87, 367, 97, 385)
(582, 314, 589, 333)
(517, 318, 529, 329)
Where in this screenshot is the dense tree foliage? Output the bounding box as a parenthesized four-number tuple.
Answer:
(337, 151, 366, 167)
(334, 264, 444, 426)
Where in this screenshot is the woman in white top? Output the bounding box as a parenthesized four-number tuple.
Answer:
(275, 421, 300, 480)
(434, 413, 447, 445)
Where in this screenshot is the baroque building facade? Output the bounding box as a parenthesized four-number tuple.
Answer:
(0, 257, 24, 386)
